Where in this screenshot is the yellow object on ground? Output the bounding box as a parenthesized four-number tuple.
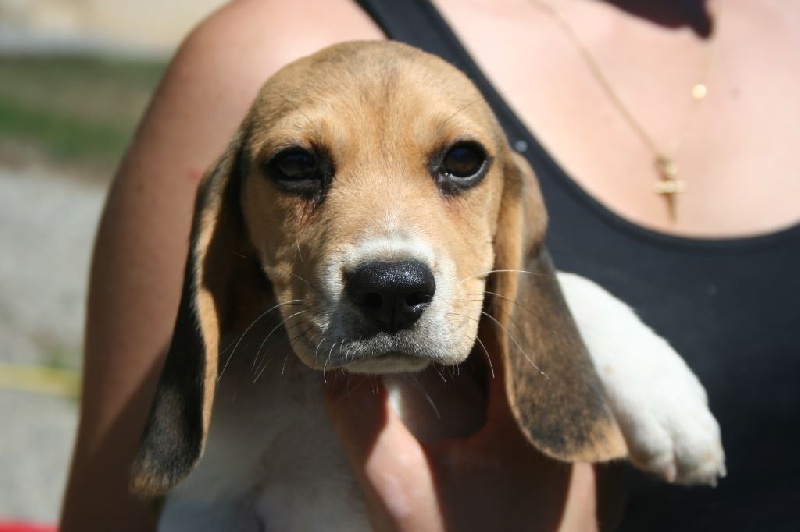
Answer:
(0, 362, 80, 398)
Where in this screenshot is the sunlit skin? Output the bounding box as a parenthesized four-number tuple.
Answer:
(61, 1, 799, 530)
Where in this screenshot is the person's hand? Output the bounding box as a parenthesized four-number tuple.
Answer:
(325, 369, 622, 532)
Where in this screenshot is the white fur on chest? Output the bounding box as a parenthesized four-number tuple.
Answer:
(158, 356, 368, 532)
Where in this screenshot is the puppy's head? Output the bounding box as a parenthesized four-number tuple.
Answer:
(239, 42, 507, 375)
(130, 41, 624, 496)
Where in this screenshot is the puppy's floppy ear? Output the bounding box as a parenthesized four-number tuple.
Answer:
(485, 152, 626, 462)
(130, 138, 268, 496)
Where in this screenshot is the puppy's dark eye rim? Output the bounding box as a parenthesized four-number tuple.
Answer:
(264, 146, 322, 182)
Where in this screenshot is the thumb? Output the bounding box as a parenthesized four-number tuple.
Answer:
(325, 372, 392, 454)
(325, 372, 443, 531)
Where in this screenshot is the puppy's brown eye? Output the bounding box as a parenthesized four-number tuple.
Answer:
(266, 147, 332, 198)
(443, 143, 485, 178)
(433, 141, 489, 195)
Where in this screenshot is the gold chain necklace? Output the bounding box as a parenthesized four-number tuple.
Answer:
(525, 0, 713, 217)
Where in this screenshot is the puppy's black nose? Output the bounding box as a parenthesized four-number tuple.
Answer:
(345, 260, 436, 332)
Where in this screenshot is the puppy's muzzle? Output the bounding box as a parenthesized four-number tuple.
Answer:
(344, 260, 435, 333)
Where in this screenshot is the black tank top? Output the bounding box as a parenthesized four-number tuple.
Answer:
(355, 1, 800, 530)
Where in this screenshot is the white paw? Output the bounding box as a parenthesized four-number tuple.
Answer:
(600, 331, 726, 485)
(558, 273, 726, 485)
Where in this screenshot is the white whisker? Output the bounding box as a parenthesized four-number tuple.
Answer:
(252, 325, 313, 382)
(290, 272, 316, 289)
(218, 300, 303, 381)
(251, 318, 308, 375)
(479, 310, 547, 377)
(403, 374, 442, 420)
(324, 340, 340, 369)
(444, 310, 495, 380)
(460, 268, 551, 284)
(473, 335, 495, 379)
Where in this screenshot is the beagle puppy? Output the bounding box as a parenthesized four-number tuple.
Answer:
(130, 41, 725, 531)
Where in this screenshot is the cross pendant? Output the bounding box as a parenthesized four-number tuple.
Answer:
(654, 156, 687, 196)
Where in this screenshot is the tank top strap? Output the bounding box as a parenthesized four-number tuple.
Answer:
(355, 0, 469, 70)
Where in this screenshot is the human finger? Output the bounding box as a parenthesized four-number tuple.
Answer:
(325, 372, 444, 532)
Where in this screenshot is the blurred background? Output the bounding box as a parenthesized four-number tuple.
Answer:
(0, 0, 225, 525)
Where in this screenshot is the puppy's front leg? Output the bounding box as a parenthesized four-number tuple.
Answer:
(557, 273, 726, 485)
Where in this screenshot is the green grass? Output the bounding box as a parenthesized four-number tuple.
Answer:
(0, 98, 132, 160)
(0, 55, 167, 179)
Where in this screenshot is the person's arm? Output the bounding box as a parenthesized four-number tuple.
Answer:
(60, 2, 381, 529)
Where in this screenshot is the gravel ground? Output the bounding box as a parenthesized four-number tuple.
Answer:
(0, 7, 217, 522)
(0, 166, 106, 523)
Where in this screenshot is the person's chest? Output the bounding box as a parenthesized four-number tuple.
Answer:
(434, 0, 800, 237)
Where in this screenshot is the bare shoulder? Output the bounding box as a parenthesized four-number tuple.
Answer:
(125, 0, 384, 186)
(178, 0, 384, 90)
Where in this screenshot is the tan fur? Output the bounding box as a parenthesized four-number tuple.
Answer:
(131, 41, 627, 497)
